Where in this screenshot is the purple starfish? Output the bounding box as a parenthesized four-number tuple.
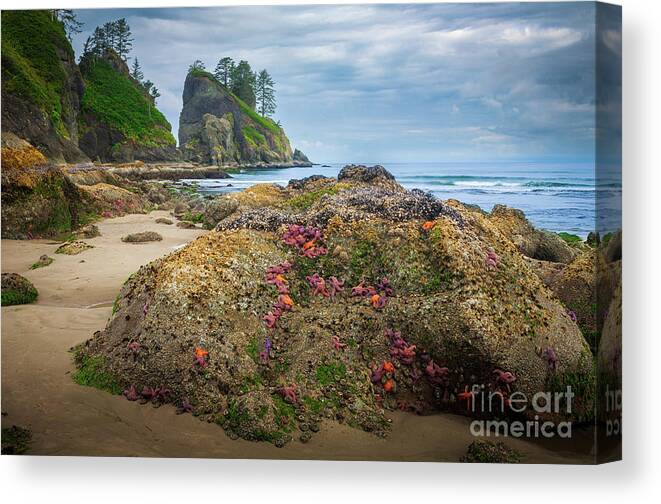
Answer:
(328, 276, 345, 297)
(177, 397, 194, 414)
(127, 341, 141, 354)
(542, 347, 558, 372)
(567, 309, 577, 322)
(123, 385, 139, 401)
(485, 249, 500, 269)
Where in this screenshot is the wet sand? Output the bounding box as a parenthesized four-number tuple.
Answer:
(1, 211, 592, 462)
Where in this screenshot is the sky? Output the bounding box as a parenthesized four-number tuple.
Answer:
(70, 2, 614, 164)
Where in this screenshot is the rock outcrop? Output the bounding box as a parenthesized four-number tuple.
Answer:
(1, 11, 88, 163)
(1, 10, 177, 164)
(77, 165, 594, 447)
(489, 204, 579, 263)
(178, 70, 311, 167)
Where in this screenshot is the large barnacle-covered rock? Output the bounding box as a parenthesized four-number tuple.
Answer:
(77, 166, 594, 446)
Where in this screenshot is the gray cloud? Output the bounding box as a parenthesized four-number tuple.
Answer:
(72, 2, 603, 162)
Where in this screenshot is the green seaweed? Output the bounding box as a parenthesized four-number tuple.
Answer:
(1, 287, 38, 306)
(72, 353, 122, 395)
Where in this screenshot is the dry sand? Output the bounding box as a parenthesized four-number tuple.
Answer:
(1, 210, 592, 462)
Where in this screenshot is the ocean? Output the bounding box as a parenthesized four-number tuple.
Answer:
(185, 162, 621, 237)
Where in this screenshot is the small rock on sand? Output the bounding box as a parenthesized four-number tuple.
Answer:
(55, 241, 94, 255)
(1, 273, 38, 306)
(121, 231, 163, 243)
(76, 224, 101, 239)
(30, 254, 54, 269)
(155, 217, 173, 225)
(176, 221, 197, 229)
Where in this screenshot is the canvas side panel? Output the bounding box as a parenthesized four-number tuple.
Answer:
(595, 1, 622, 464)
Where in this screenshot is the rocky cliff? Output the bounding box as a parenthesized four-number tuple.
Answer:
(178, 70, 310, 167)
(1, 10, 88, 163)
(78, 50, 177, 162)
(1, 10, 177, 164)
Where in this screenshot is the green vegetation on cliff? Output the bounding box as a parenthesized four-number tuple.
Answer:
(188, 68, 281, 134)
(1, 10, 72, 136)
(81, 57, 175, 147)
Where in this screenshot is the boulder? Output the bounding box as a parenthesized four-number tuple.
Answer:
(76, 224, 101, 239)
(202, 196, 239, 228)
(176, 221, 197, 229)
(55, 241, 94, 255)
(155, 217, 173, 225)
(121, 231, 163, 243)
(1, 273, 38, 306)
(78, 165, 594, 446)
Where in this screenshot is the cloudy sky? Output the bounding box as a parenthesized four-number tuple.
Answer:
(72, 2, 604, 163)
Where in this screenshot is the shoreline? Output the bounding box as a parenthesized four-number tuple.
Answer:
(1, 209, 592, 462)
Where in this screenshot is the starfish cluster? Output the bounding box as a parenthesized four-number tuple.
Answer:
(306, 273, 345, 298)
(370, 361, 397, 394)
(425, 360, 450, 387)
(193, 347, 209, 368)
(282, 224, 328, 258)
(262, 261, 295, 331)
(124, 384, 171, 404)
(351, 277, 394, 309)
(386, 328, 417, 366)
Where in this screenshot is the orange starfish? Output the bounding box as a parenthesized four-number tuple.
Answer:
(422, 221, 436, 231)
(383, 379, 395, 393)
(280, 294, 294, 307)
(194, 347, 209, 358)
(458, 385, 474, 410)
(303, 240, 316, 251)
(275, 274, 287, 284)
(383, 361, 395, 373)
(370, 294, 381, 307)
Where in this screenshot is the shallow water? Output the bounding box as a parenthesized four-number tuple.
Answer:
(185, 161, 622, 237)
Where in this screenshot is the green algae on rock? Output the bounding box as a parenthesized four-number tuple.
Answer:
(1, 273, 38, 306)
(75, 165, 595, 446)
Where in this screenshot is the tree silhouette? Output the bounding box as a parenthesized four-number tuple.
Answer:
(214, 57, 235, 87)
(255, 69, 276, 117)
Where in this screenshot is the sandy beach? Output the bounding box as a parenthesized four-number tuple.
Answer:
(1, 210, 592, 462)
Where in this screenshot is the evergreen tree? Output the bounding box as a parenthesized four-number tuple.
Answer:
(131, 58, 144, 82)
(150, 86, 161, 104)
(90, 26, 108, 55)
(255, 69, 276, 117)
(82, 36, 92, 56)
(188, 60, 206, 73)
(214, 57, 235, 87)
(114, 18, 133, 60)
(230, 60, 256, 109)
(102, 21, 117, 51)
(51, 10, 83, 41)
